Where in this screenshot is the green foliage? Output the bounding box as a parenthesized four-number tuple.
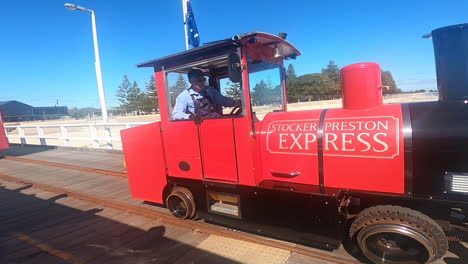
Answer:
(69, 107, 100, 119)
(286, 62, 403, 102)
(129, 81, 143, 109)
(170, 74, 189, 106)
(251, 80, 282, 106)
(321, 61, 340, 83)
(224, 81, 241, 100)
(381, 70, 401, 94)
(143, 75, 158, 113)
(286, 64, 297, 80)
(251, 80, 268, 105)
(115, 74, 132, 109)
(115, 74, 159, 113)
(286, 61, 342, 102)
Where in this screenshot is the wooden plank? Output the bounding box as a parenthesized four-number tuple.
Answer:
(79, 179, 128, 197)
(0, 161, 81, 183)
(89, 180, 130, 200)
(172, 235, 290, 264)
(3, 205, 129, 263)
(53, 215, 156, 264)
(104, 188, 133, 202)
(0, 198, 100, 246)
(49, 172, 104, 190)
(0, 187, 108, 249)
(65, 176, 115, 193)
(86, 219, 194, 264)
(13, 211, 139, 264)
(284, 252, 347, 264)
(1, 146, 126, 173)
(70, 177, 124, 195)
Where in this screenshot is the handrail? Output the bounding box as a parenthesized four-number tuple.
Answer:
(3, 122, 151, 150)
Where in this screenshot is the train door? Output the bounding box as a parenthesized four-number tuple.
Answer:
(162, 71, 239, 183)
(198, 118, 238, 182)
(0, 110, 9, 149)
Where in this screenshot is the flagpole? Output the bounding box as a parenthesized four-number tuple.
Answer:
(182, 0, 189, 50)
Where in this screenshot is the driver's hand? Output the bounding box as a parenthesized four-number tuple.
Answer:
(233, 100, 242, 108)
(189, 113, 203, 125)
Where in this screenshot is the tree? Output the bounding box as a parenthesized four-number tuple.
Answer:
(286, 64, 297, 80)
(252, 80, 279, 105)
(128, 81, 146, 112)
(381, 70, 401, 94)
(286, 64, 299, 102)
(322, 61, 341, 83)
(142, 75, 158, 113)
(116, 74, 132, 110)
(129, 81, 141, 106)
(69, 107, 100, 119)
(170, 74, 189, 106)
(224, 81, 241, 101)
(321, 61, 341, 99)
(116, 75, 150, 113)
(251, 80, 269, 106)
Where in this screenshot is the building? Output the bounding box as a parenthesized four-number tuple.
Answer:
(0, 100, 68, 123)
(0, 100, 35, 122)
(33, 106, 69, 120)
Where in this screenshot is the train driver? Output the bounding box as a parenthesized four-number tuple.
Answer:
(171, 69, 241, 124)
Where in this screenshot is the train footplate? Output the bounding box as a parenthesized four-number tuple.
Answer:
(206, 191, 241, 218)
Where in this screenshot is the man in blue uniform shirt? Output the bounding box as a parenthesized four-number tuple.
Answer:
(171, 69, 241, 123)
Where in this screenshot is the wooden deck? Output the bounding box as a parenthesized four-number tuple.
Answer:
(0, 144, 467, 263)
(0, 144, 126, 173)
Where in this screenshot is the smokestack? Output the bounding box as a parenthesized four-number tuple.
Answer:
(430, 23, 468, 102)
(341, 62, 383, 110)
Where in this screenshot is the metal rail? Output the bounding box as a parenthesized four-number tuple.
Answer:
(3, 122, 150, 150)
(1, 156, 127, 178)
(0, 172, 359, 264)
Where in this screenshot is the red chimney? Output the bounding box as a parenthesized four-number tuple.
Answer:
(341, 62, 383, 110)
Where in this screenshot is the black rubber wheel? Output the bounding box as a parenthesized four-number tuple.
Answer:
(166, 187, 196, 219)
(350, 205, 448, 264)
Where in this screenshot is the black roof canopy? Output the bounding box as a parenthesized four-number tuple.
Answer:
(137, 32, 301, 71)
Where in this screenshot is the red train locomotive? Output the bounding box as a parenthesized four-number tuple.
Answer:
(121, 24, 468, 263)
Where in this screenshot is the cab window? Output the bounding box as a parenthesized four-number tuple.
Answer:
(220, 77, 242, 115)
(248, 57, 284, 121)
(165, 55, 244, 121)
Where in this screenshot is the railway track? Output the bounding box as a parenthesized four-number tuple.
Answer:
(0, 156, 360, 264)
(1, 156, 127, 178)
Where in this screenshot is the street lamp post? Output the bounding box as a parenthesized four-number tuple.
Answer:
(64, 3, 109, 124)
(65, 3, 112, 149)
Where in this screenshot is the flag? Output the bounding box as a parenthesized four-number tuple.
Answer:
(185, 0, 200, 48)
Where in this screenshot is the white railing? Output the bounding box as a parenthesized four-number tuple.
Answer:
(4, 122, 150, 150)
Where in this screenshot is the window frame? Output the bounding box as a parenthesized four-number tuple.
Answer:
(164, 53, 245, 122)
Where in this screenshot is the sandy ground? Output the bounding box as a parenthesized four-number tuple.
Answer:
(4, 93, 437, 149)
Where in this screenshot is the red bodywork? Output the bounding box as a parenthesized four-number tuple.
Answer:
(121, 34, 406, 206)
(121, 122, 166, 203)
(0, 110, 9, 150)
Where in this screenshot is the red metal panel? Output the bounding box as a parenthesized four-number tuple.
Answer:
(121, 122, 166, 204)
(157, 68, 203, 180)
(199, 119, 238, 182)
(323, 104, 405, 194)
(235, 48, 256, 186)
(260, 110, 323, 186)
(234, 117, 256, 186)
(253, 122, 264, 185)
(0, 111, 8, 150)
(155, 71, 170, 123)
(162, 121, 203, 180)
(341, 62, 383, 110)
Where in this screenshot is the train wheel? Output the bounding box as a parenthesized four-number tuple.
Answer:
(166, 187, 196, 219)
(350, 205, 448, 264)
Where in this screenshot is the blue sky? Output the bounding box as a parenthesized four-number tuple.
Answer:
(0, 0, 466, 108)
